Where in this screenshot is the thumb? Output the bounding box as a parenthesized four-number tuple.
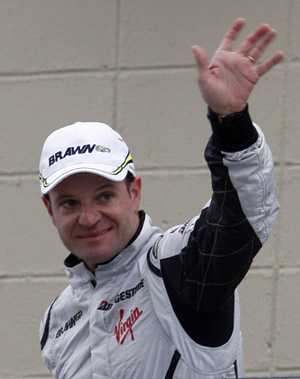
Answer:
(192, 45, 208, 76)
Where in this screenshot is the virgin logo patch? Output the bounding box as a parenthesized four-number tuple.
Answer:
(114, 307, 143, 345)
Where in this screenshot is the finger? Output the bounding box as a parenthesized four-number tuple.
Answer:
(237, 23, 273, 56)
(246, 28, 277, 62)
(256, 51, 284, 77)
(217, 18, 246, 51)
(192, 45, 209, 76)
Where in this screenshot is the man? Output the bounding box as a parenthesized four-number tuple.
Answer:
(39, 19, 283, 378)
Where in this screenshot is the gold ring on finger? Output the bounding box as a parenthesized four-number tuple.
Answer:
(246, 54, 256, 63)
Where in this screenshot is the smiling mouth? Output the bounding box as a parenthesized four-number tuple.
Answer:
(78, 228, 112, 240)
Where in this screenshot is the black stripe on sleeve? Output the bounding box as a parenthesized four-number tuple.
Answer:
(165, 349, 181, 379)
(40, 297, 58, 351)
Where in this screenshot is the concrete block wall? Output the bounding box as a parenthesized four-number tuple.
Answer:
(0, 1, 298, 378)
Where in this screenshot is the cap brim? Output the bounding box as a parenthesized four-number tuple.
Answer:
(40, 163, 134, 194)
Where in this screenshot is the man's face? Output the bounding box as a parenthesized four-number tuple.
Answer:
(43, 173, 141, 271)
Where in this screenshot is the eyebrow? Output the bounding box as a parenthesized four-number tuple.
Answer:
(54, 182, 117, 202)
(96, 183, 115, 191)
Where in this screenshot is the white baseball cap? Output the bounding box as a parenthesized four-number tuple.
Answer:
(39, 121, 136, 194)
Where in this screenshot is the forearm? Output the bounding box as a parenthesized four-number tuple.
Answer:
(162, 107, 278, 312)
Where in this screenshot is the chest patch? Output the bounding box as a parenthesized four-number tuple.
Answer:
(114, 307, 143, 345)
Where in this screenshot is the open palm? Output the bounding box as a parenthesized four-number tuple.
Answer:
(192, 19, 284, 115)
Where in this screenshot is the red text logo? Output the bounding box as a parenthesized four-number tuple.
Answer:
(114, 307, 143, 345)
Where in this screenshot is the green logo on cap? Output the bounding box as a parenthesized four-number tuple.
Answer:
(96, 145, 110, 153)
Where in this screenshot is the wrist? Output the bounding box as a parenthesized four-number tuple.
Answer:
(207, 104, 258, 152)
(208, 105, 248, 124)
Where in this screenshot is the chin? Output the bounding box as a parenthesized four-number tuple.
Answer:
(83, 250, 117, 265)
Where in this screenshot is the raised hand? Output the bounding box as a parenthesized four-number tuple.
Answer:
(192, 18, 284, 115)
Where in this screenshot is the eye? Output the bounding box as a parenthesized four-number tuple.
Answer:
(60, 199, 77, 209)
(100, 193, 113, 202)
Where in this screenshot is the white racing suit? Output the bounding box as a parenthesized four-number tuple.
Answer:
(40, 106, 279, 378)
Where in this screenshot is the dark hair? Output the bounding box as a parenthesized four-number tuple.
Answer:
(44, 193, 50, 202)
(125, 172, 135, 194)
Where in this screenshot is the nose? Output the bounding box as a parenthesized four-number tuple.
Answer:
(78, 203, 101, 227)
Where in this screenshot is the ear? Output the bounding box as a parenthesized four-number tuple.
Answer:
(42, 195, 55, 226)
(130, 177, 142, 212)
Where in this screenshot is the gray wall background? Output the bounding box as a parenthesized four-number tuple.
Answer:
(0, 1, 299, 378)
